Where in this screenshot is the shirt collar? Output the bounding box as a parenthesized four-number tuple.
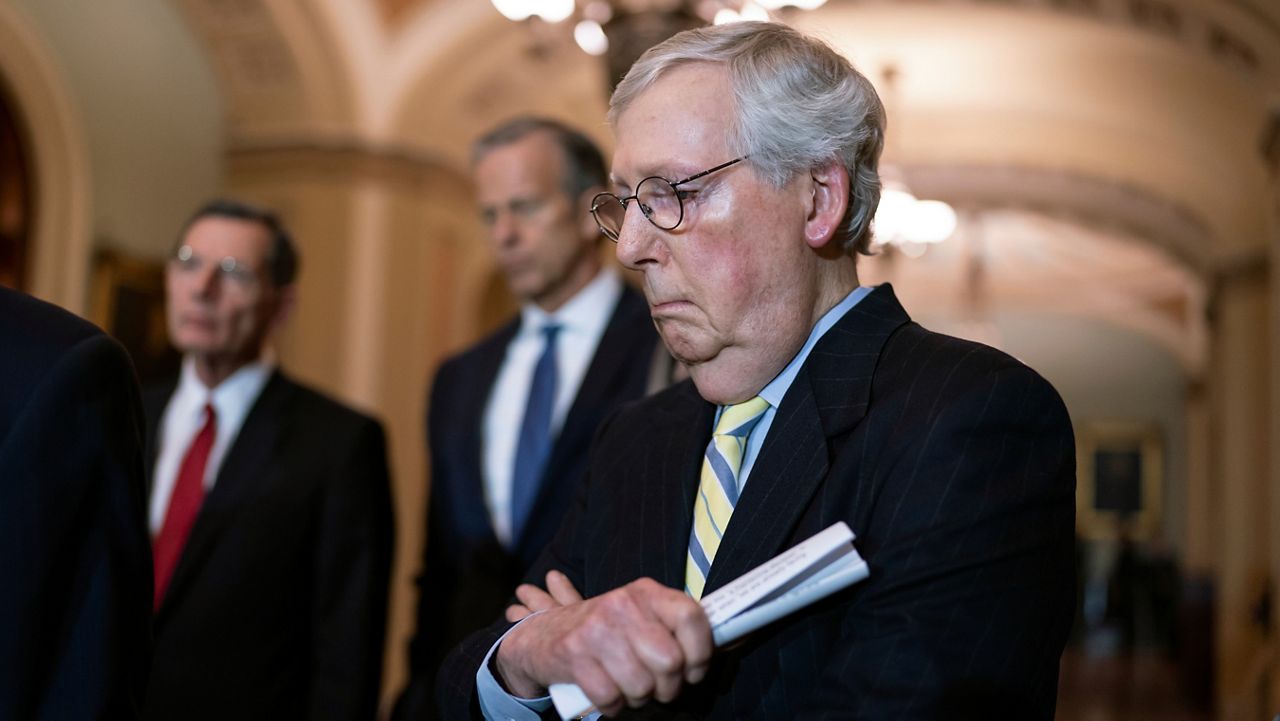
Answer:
(176, 355, 276, 416)
(756, 285, 873, 409)
(518, 268, 622, 337)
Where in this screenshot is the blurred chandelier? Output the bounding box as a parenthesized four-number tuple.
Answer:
(870, 65, 956, 257)
(490, 1, 828, 62)
(871, 167, 957, 258)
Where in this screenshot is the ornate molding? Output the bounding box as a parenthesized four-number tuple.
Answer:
(226, 136, 471, 195)
(178, 0, 302, 93)
(903, 163, 1215, 275)
(862, 0, 1277, 83)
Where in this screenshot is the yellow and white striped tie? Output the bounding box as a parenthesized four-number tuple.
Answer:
(685, 396, 770, 600)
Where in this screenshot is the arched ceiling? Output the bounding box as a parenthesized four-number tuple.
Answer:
(175, 0, 354, 138)
(861, 203, 1209, 373)
(169, 0, 1278, 371)
(790, 1, 1275, 257)
(391, 19, 611, 169)
(173, 1, 1280, 252)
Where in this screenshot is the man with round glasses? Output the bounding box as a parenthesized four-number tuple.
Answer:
(443, 22, 1075, 720)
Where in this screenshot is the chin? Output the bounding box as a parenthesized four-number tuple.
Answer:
(173, 337, 211, 354)
(686, 366, 746, 406)
(660, 334, 719, 370)
(657, 332, 698, 363)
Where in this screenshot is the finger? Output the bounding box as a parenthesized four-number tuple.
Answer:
(505, 603, 531, 622)
(631, 626, 685, 703)
(573, 657, 624, 717)
(578, 588, 667, 708)
(545, 570, 584, 606)
(515, 583, 558, 613)
(593, 625, 657, 708)
(642, 582, 713, 685)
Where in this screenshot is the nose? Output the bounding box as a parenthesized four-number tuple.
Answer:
(489, 210, 519, 249)
(191, 264, 220, 299)
(614, 204, 664, 270)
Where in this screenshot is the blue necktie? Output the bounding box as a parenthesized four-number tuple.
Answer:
(511, 324, 561, 545)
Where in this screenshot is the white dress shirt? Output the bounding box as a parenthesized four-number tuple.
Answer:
(482, 269, 624, 547)
(149, 357, 274, 534)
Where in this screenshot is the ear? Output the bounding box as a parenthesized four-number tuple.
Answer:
(802, 158, 850, 250)
(269, 284, 297, 332)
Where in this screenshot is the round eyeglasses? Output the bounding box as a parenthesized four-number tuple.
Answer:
(590, 157, 744, 242)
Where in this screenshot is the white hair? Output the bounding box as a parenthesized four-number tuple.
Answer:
(609, 21, 885, 256)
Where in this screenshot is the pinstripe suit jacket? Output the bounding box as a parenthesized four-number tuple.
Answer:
(440, 284, 1076, 720)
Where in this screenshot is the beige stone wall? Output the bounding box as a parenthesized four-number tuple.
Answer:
(1211, 264, 1272, 717)
(223, 141, 506, 706)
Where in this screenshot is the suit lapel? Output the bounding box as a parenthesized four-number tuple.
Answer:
(518, 286, 653, 551)
(155, 372, 290, 621)
(142, 381, 177, 499)
(539, 287, 646, 487)
(702, 284, 912, 594)
(639, 381, 715, 589)
(702, 377, 829, 593)
(559, 288, 643, 430)
(466, 320, 520, 544)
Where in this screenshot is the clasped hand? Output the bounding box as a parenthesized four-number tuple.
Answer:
(494, 571, 713, 716)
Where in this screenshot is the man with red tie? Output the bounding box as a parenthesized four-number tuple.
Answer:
(142, 199, 394, 721)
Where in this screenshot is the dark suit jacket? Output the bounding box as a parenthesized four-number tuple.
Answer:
(394, 283, 658, 720)
(440, 284, 1076, 719)
(0, 286, 151, 721)
(141, 370, 394, 721)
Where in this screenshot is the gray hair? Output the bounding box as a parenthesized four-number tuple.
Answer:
(609, 21, 884, 256)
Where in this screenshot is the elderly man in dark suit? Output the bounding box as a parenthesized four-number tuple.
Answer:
(142, 199, 393, 721)
(441, 21, 1076, 720)
(393, 117, 660, 720)
(0, 287, 151, 720)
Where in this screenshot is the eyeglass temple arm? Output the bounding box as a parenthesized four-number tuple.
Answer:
(672, 156, 745, 186)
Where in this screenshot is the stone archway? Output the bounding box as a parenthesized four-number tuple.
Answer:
(0, 79, 32, 290)
(0, 2, 92, 311)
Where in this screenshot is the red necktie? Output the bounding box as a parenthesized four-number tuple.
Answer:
(153, 402, 216, 611)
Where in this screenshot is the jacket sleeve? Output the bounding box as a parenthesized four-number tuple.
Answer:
(308, 416, 395, 721)
(0, 333, 152, 720)
(789, 360, 1076, 720)
(432, 402, 615, 721)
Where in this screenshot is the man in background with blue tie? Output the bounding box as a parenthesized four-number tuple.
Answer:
(393, 117, 661, 720)
(440, 22, 1076, 720)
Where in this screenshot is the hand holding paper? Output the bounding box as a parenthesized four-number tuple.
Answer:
(547, 522, 868, 719)
(492, 576, 713, 717)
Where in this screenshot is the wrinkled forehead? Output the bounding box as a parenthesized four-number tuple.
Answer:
(181, 216, 273, 269)
(611, 63, 734, 183)
(474, 132, 570, 201)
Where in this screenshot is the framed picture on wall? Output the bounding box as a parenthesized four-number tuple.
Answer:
(1076, 420, 1164, 541)
(89, 246, 181, 384)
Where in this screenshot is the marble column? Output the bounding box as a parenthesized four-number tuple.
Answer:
(1209, 253, 1271, 717)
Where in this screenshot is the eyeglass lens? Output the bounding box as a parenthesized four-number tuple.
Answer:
(592, 176, 684, 241)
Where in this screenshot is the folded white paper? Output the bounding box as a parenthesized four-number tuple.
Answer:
(548, 521, 868, 720)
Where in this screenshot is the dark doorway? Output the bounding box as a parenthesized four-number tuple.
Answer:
(0, 78, 32, 290)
